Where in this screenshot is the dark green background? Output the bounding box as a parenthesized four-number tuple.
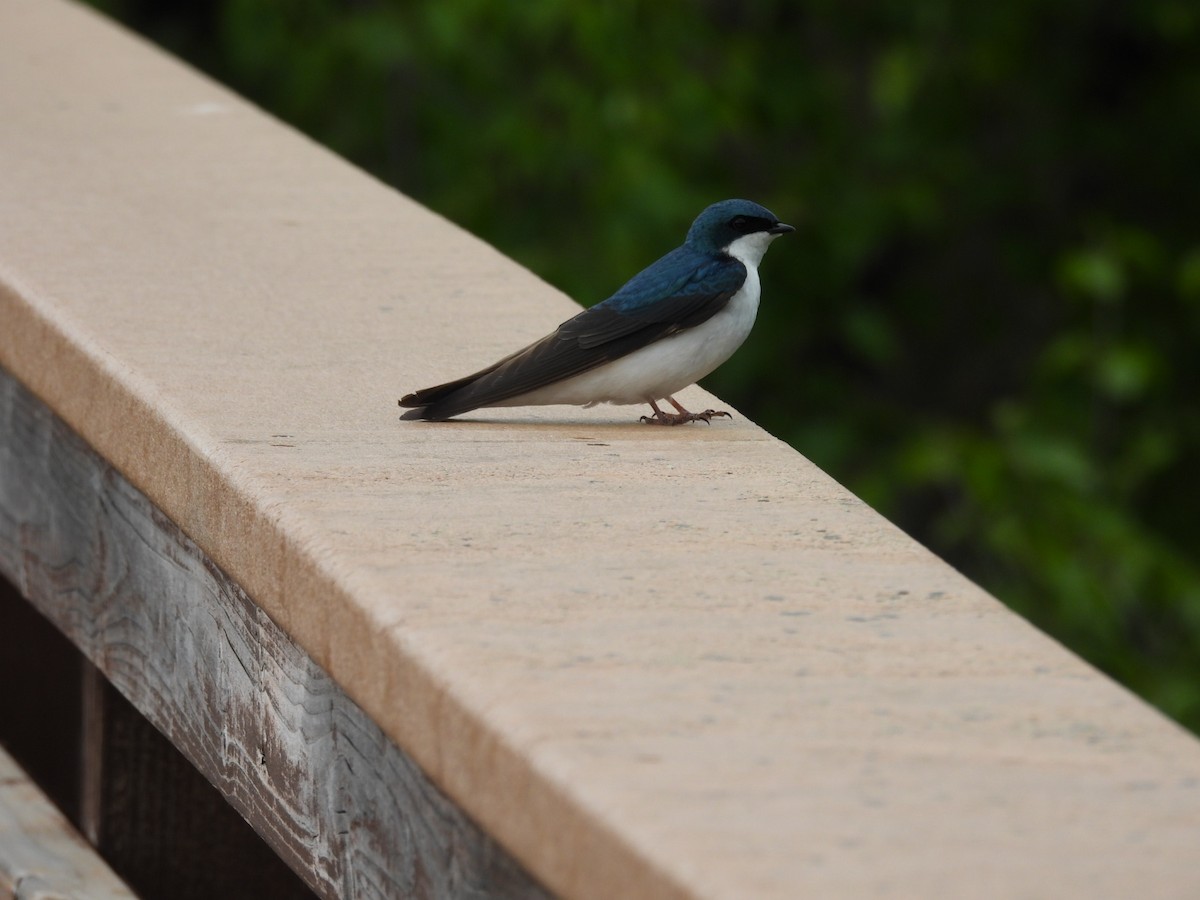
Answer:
(93, 0, 1200, 732)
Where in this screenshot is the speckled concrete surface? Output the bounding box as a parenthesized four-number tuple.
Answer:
(3, 3, 1200, 898)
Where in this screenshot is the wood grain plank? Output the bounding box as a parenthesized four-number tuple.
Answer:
(78, 662, 317, 899)
(0, 744, 136, 900)
(0, 367, 552, 900)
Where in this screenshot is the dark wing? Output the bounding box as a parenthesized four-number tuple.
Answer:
(400, 249, 746, 420)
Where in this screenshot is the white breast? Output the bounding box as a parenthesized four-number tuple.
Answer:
(504, 230, 779, 408)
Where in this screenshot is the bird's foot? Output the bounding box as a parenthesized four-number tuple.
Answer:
(639, 408, 731, 426)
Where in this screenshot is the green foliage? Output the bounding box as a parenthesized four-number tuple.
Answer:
(95, 0, 1200, 730)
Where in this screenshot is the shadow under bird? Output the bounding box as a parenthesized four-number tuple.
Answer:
(399, 199, 793, 425)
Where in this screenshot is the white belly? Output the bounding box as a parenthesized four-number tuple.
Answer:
(504, 268, 761, 408)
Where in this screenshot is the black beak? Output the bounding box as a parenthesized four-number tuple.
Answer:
(768, 222, 795, 235)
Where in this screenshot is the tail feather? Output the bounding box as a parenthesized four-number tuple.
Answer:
(399, 332, 563, 421)
(399, 375, 486, 421)
(399, 354, 515, 420)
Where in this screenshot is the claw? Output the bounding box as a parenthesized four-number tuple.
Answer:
(640, 398, 732, 426)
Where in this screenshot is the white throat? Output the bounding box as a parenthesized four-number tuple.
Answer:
(723, 230, 780, 269)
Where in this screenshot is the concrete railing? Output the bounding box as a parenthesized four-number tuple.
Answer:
(3, 1, 1199, 898)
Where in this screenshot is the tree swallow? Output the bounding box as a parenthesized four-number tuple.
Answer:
(399, 199, 793, 425)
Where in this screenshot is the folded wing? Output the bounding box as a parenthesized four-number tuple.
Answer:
(400, 248, 746, 420)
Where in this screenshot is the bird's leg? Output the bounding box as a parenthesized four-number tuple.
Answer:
(640, 396, 732, 425)
(640, 400, 673, 425)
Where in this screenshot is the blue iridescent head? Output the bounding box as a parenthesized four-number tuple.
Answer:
(685, 199, 794, 260)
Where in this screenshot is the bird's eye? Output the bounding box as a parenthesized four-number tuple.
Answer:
(729, 216, 748, 230)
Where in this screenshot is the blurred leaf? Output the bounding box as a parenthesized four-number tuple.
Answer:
(1059, 249, 1125, 304)
(1178, 248, 1200, 300)
(872, 45, 922, 119)
(1096, 343, 1157, 401)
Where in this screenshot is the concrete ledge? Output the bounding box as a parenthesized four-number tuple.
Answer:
(3, 1, 1200, 898)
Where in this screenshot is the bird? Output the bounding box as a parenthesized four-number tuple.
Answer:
(399, 198, 793, 425)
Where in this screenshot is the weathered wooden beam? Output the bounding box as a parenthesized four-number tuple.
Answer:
(0, 368, 550, 900)
(1, 578, 315, 898)
(81, 663, 319, 899)
(0, 744, 135, 900)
